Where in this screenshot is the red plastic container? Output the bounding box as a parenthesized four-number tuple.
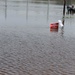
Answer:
(50, 22, 59, 29)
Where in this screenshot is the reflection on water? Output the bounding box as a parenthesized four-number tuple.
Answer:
(50, 28, 58, 32)
(0, 0, 75, 75)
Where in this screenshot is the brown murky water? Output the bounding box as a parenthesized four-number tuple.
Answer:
(0, 0, 75, 75)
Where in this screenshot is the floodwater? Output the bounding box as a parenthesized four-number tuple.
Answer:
(0, 0, 75, 75)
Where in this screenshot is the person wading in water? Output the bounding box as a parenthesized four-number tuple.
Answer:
(67, 4, 75, 14)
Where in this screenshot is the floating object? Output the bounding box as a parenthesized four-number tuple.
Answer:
(58, 20, 64, 27)
(50, 22, 59, 29)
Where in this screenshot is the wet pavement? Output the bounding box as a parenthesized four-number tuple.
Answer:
(0, 0, 75, 75)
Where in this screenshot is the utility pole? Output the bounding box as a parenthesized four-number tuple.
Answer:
(63, 0, 66, 17)
(5, 0, 7, 19)
(47, 0, 49, 21)
(26, 0, 28, 20)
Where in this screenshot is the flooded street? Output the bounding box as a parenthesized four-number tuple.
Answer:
(0, 0, 75, 75)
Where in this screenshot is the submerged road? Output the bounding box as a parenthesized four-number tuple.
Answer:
(0, 0, 75, 75)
